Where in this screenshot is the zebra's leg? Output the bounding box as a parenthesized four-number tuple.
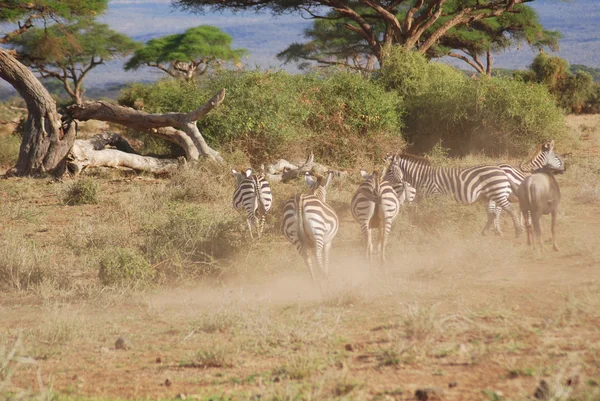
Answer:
(498, 201, 522, 238)
(315, 241, 327, 278)
(532, 213, 543, 251)
(551, 210, 559, 251)
(365, 226, 373, 262)
(258, 214, 266, 238)
(299, 246, 316, 281)
(323, 242, 332, 278)
(246, 214, 255, 240)
(494, 206, 503, 236)
(379, 222, 390, 264)
(482, 206, 497, 236)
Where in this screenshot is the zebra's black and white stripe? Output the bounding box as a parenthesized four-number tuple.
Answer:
(232, 168, 273, 239)
(384, 161, 417, 204)
(388, 153, 523, 236)
(282, 172, 339, 280)
(488, 139, 565, 234)
(351, 170, 400, 263)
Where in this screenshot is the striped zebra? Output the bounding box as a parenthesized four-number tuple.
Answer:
(232, 168, 273, 239)
(351, 170, 400, 263)
(282, 172, 339, 281)
(387, 153, 523, 237)
(383, 161, 417, 205)
(488, 140, 565, 234)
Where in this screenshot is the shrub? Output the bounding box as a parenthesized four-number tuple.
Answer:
(119, 70, 405, 166)
(142, 203, 241, 280)
(0, 237, 47, 291)
(98, 247, 155, 287)
(62, 178, 100, 206)
(380, 46, 567, 156)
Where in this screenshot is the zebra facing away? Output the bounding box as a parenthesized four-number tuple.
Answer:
(351, 170, 400, 264)
(488, 139, 565, 234)
(388, 153, 523, 237)
(282, 172, 339, 281)
(232, 168, 273, 239)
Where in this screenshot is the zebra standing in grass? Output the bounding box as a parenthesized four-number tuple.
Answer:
(232, 168, 273, 239)
(383, 161, 417, 205)
(387, 153, 523, 236)
(351, 170, 400, 263)
(488, 140, 565, 234)
(282, 172, 339, 281)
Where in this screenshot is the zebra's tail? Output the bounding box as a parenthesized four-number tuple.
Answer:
(255, 182, 267, 218)
(295, 194, 311, 247)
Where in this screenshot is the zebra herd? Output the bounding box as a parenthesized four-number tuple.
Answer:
(232, 140, 565, 280)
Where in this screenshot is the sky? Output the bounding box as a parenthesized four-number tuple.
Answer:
(1, 0, 599, 89)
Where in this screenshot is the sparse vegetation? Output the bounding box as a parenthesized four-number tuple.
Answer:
(61, 178, 100, 206)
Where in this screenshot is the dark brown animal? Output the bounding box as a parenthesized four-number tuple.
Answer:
(516, 168, 561, 251)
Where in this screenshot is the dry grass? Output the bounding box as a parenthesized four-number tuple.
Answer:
(1, 115, 600, 400)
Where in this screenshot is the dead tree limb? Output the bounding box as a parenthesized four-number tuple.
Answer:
(69, 133, 181, 175)
(67, 89, 225, 163)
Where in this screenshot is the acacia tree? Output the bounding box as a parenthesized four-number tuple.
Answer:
(175, 0, 543, 67)
(9, 21, 141, 104)
(124, 25, 248, 81)
(429, 5, 560, 76)
(0, 0, 108, 176)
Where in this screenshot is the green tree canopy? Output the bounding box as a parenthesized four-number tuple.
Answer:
(0, 0, 107, 43)
(429, 4, 560, 75)
(10, 21, 140, 104)
(175, 0, 547, 66)
(278, 2, 559, 76)
(125, 25, 248, 81)
(517, 52, 594, 113)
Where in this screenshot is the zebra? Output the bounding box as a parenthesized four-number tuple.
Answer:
(487, 139, 565, 234)
(383, 160, 417, 205)
(351, 170, 400, 263)
(282, 172, 339, 281)
(232, 168, 273, 239)
(387, 153, 523, 237)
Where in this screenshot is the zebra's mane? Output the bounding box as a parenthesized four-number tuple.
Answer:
(395, 153, 432, 166)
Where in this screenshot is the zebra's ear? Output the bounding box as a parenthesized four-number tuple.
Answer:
(244, 168, 252, 177)
(231, 169, 238, 175)
(359, 169, 370, 180)
(304, 172, 317, 188)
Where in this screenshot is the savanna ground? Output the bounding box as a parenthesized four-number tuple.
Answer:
(1, 115, 600, 401)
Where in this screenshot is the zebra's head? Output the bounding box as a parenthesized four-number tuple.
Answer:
(232, 168, 253, 185)
(305, 171, 332, 202)
(384, 157, 405, 184)
(520, 139, 565, 173)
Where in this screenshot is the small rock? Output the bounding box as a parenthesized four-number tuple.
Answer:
(448, 381, 458, 388)
(99, 347, 111, 353)
(176, 393, 186, 400)
(115, 337, 132, 350)
(164, 378, 172, 387)
(156, 357, 162, 364)
(415, 387, 444, 401)
(273, 377, 281, 383)
(344, 343, 354, 352)
(566, 376, 580, 387)
(534, 380, 550, 400)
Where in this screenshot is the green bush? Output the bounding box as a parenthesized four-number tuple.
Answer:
(98, 247, 155, 287)
(142, 203, 241, 280)
(380, 46, 567, 156)
(119, 70, 405, 166)
(62, 178, 100, 206)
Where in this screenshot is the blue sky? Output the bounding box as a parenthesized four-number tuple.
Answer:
(2, 0, 599, 88)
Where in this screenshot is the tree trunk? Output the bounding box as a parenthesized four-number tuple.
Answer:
(0, 48, 76, 176)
